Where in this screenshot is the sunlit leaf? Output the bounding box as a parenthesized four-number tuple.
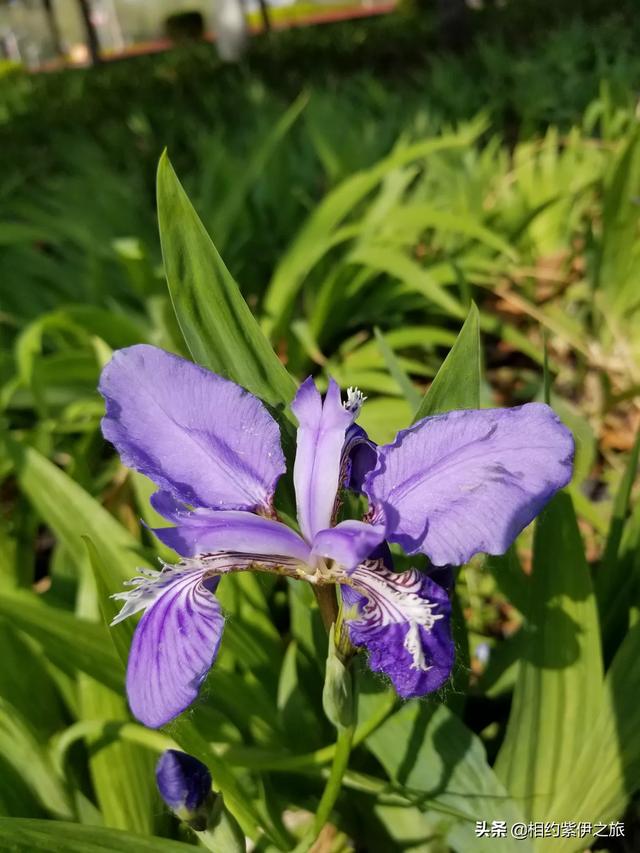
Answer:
(157, 152, 297, 410)
(495, 493, 603, 820)
(413, 302, 481, 421)
(366, 701, 530, 852)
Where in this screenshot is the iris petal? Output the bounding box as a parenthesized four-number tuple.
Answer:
(365, 403, 574, 566)
(291, 377, 355, 540)
(151, 507, 311, 562)
(124, 566, 224, 728)
(342, 565, 453, 697)
(116, 551, 305, 727)
(341, 424, 377, 494)
(100, 345, 285, 514)
(312, 520, 386, 572)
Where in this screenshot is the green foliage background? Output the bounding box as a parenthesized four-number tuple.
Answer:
(0, 4, 639, 851)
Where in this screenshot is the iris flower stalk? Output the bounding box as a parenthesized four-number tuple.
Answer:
(99, 344, 573, 729)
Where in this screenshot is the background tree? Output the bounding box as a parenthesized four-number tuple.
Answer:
(76, 0, 100, 64)
(41, 0, 63, 57)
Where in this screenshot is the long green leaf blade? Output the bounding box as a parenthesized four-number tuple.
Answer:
(596, 430, 640, 660)
(540, 618, 640, 850)
(494, 493, 603, 821)
(75, 560, 157, 835)
(0, 698, 73, 819)
(157, 152, 297, 408)
(0, 819, 194, 853)
(212, 93, 308, 248)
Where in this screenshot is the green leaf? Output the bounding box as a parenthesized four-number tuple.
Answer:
(0, 619, 65, 734)
(542, 330, 551, 405)
(595, 128, 640, 314)
(0, 698, 73, 818)
(263, 122, 486, 339)
(485, 547, 529, 614)
(75, 554, 158, 835)
(350, 246, 466, 319)
(596, 430, 640, 661)
(156, 151, 297, 409)
(365, 803, 453, 852)
(278, 641, 324, 752)
(373, 327, 422, 411)
(198, 795, 247, 853)
(379, 204, 518, 259)
(366, 701, 530, 852)
(3, 438, 146, 585)
(412, 302, 481, 422)
(494, 493, 603, 821)
(0, 590, 123, 692)
(288, 578, 325, 666)
(77, 677, 158, 834)
(539, 619, 640, 850)
(357, 396, 413, 445)
(84, 537, 134, 668)
(602, 429, 640, 570)
(0, 223, 56, 245)
(0, 819, 194, 853)
(0, 761, 43, 820)
(215, 572, 283, 676)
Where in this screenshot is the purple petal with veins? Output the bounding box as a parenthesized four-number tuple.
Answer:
(114, 551, 304, 727)
(123, 566, 224, 728)
(342, 565, 453, 697)
(365, 403, 573, 566)
(99, 345, 285, 514)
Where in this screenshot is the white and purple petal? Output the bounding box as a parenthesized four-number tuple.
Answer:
(123, 565, 224, 728)
(365, 403, 574, 566)
(291, 377, 357, 541)
(151, 508, 311, 562)
(99, 345, 285, 514)
(115, 552, 304, 727)
(341, 566, 453, 697)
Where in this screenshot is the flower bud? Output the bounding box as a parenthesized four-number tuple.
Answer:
(156, 750, 212, 829)
(322, 624, 355, 729)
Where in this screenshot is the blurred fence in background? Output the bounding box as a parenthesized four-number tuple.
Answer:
(0, 0, 395, 68)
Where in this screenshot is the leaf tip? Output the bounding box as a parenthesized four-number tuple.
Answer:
(157, 148, 175, 191)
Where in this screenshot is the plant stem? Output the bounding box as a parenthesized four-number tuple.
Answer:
(313, 583, 339, 631)
(293, 722, 355, 852)
(312, 722, 354, 833)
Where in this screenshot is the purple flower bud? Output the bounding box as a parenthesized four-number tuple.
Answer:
(156, 750, 212, 818)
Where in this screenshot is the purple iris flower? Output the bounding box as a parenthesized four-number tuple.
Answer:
(99, 345, 573, 728)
